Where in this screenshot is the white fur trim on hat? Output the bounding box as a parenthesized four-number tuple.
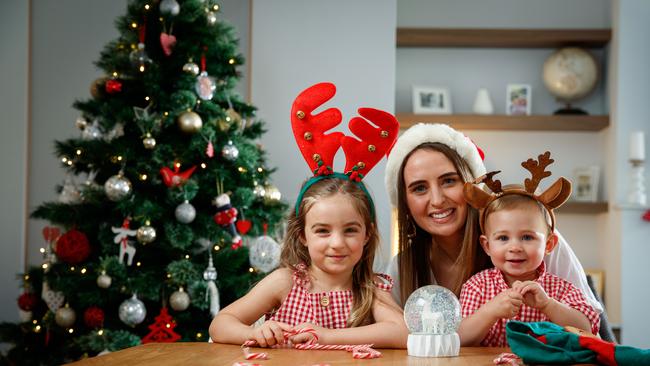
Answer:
(384, 123, 487, 207)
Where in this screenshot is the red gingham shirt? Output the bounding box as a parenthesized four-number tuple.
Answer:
(269, 264, 393, 328)
(460, 263, 600, 346)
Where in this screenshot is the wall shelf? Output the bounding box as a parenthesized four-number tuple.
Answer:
(396, 28, 612, 48)
(559, 201, 609, 214)
(396, 114, 609, 131)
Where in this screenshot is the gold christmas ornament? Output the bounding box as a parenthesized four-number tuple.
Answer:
(90, 77, 107, 99)
(142, 133, 156, 149)
(177, 111, 203, 134)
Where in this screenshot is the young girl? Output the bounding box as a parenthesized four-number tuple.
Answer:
(209, 82, 408, 348)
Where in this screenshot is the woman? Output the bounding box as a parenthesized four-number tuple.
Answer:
(383, 123, 602, 314)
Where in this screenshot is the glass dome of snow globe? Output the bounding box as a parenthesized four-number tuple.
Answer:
(403, 285, 461, 357)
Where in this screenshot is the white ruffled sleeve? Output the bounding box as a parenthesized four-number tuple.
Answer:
(544, 230, 604, 313)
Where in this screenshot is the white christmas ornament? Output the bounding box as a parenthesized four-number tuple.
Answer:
(59, 178, 81, 204)
(203, 254, 220, 316)
(55, 305, 76, 328)
(82, 121, 103, 140)
(175, 200, 196, 224)
(249, 235, 281, 273)
(42, 281, 65, 312)
(170, 288, 190, 311)
(112, 218, 137, 266)
(159, 0, 180, 15)
(404, 285, 461, 357)
(119, 294, 147, 327)
(97, 272, 112, 288)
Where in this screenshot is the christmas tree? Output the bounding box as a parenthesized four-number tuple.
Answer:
(0, 0, 286, 364)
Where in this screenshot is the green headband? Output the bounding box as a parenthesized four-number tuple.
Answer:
(294, 172, 375, 219)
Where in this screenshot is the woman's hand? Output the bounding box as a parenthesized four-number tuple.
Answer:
(485, 288, 523, 319)
(512, 280, 551, 310)
(248, 320, 293, 347)
(288, 322, 329, 344)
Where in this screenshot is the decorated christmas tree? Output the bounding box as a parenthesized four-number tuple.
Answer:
(0, 1, 286, 364)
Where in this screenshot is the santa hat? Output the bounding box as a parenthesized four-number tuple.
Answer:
(384, 123, 486, 207)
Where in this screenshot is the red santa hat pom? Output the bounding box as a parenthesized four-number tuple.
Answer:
(17, 292, 39, 311)
(84, 306, 105, 328)
(55, 229, 91, 264)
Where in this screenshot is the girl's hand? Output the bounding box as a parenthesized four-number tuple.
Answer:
(288, 322, 329, 344)
(248, 320, 293, 347)
(512, 280, 551, 310)
(484, 288, 523, 319)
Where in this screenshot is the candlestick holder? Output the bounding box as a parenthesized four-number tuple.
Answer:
(403, 285, 460, 357)
(628, 159, 647, 206)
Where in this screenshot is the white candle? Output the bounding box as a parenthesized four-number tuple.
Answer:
(630, 131, 646, 161)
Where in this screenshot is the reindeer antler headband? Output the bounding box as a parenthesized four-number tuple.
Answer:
(463, 151, 572, 232)
(291, 82, 400, 217)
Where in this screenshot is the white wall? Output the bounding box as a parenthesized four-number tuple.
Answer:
(0, 0, 29, 322)
(250, 0, 397, 265)
(611, 0, 650, 347)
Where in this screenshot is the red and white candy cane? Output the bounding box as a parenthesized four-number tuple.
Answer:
(241, 327, 381, 360)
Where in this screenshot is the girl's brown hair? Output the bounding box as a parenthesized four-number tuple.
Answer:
(280, 176, 380, 327)
(396, 142, 491, 303)
(483, 193, 553, 235)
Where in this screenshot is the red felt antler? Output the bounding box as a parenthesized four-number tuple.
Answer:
(291, 83, 344, 176)
(341, 108, 399, 181)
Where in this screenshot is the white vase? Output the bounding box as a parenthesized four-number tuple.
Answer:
(472, 88, 494, 114)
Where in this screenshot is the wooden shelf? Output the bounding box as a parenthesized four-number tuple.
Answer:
(396, 28, 612, 48)
(396, 114, 609, 131)
(558, 201, 609, 214)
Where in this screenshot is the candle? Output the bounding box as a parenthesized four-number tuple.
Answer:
(630, 131, 646, 161)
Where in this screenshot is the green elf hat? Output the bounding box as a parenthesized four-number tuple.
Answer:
(290, 82, 399, 218)
(506, 321, 650, 366)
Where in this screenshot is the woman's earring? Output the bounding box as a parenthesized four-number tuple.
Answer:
(407, 215, 416, 245)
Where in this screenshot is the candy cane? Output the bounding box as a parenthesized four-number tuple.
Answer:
(240, 327, 381, 360)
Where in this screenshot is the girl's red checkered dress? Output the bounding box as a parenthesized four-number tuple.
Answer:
(460, 263, 599, 347)
(268, 264, 393, 328)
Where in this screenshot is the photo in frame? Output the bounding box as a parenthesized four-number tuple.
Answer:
(573, 166, 600, 202)
(585, 269, 605, 300)
(412, 86, 452, 114)
(506, 84, 532, 115)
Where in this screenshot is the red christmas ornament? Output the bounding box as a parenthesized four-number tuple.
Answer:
(55, 229, 91, 264)
(84, 306, 105, 328)
(142, 307, 181, 343)
(160, 165, 197, 187)
(105, 79, 122, 94)
(643, 209, 650, 222)
(17, 292, 39, 311)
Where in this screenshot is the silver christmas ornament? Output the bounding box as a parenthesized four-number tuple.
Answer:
(119, 294, 146, 327)
(221, 140, 239, 161)
(195, 71, 216, 100)
(253, 184, 266, 199)
(249, 235, 281, 273)
(104, 173, 132, 201)
(136, 225, 157, 244)
(206, 11, 218, 25)
(159, 0, 180, 15)
(55, 305, 76, 328)
(170, 288, 190, 311)
(175, 200, 196, 224)
(59, 178, 81, 204)
(75, 116, 88, 130)
(97, 272, 112, 288)
(143, 133, 156, 149)
(82, 122, 103, 140)
(182, 62, 200, 76)
(177, 111, 203, 134)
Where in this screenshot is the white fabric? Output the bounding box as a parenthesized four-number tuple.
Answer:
(385, 123, 486, 207)
(383, 229, 603, 313)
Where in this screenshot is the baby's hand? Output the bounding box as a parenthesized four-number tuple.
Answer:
(248, 320, 292, 347)
(485, 288, 523, 319)
(288, 322, 328, 344)
(512, 280, 551, 310)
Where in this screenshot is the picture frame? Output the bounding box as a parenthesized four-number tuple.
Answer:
(573, 166, 600, 202)
(585, 269, 605, 300)
(506, 84, 532, 115)
(412, 86, 452, 114)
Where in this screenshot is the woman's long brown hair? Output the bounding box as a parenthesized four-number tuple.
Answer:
(280, 177, 380, 327)
(396, 143, 491, 304)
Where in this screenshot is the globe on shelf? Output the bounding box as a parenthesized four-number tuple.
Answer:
(403, 285, 461, 357)
(542, 47, 598, 115)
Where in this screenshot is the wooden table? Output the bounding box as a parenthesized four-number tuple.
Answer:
(68, 343, 511, 365)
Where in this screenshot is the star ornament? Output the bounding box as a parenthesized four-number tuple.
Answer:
(160, 165, 197, 187)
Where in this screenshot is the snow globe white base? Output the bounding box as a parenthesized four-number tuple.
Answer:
(407, 333, 460, 357)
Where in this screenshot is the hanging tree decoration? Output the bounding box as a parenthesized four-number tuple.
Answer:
(129, 21, 152, 72)
(212, 184, 242, 250)
(159, 0, 180, 16)
(136, 220, 157, 244)
(42, 226, 61, 265)
(55, 303, 76, 328)
(182, 58, 200, 76)
(81, 120, 103, 140)
(249, 223, 281, 274)
(160, 163, 196, 188)
(111, 217, 137, 266)
(55, 228, 91, 264)
(105, 79, 122, 94)
(97, 270, 112, 289)
(133, 103, 161, 149)
(201, 129, 215, 158)
(169, 287, 190, 311)
(159, 21, 176, 57)
(118, 294, 147, 327)
(203, 253, 220, 316)
(195, 48, 216, 100)
(221, 140, 239, 161)
(142, 307, 180, 343)
(104, 171, 132, 201)
(83, 306, 105, 329)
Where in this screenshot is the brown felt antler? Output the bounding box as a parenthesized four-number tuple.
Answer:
(522, 151, 553, 194)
